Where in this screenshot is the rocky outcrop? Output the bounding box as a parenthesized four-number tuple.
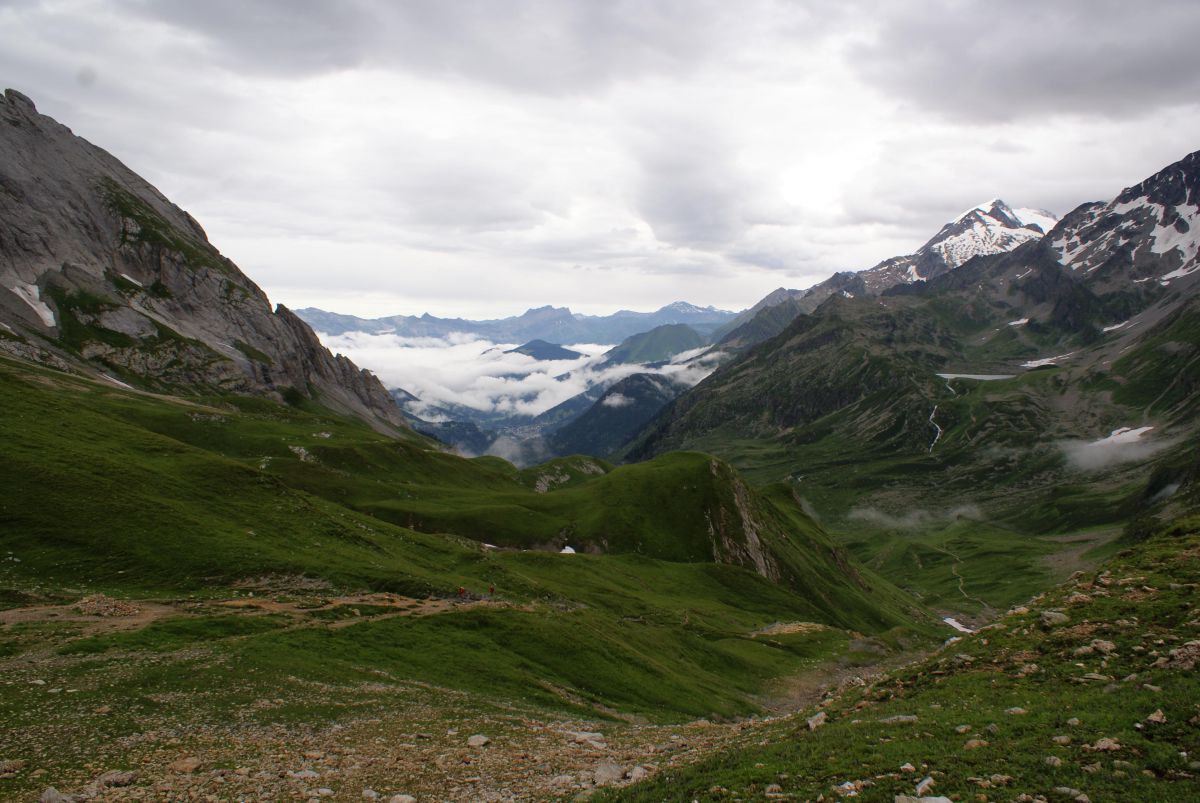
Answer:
(0, 89, 406, 432)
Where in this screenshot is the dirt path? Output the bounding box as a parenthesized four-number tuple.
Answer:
(928, 544, 991, 611)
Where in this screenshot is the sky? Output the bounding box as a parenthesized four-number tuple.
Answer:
(3, 0, 1200, 319)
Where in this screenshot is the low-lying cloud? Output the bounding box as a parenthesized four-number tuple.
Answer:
(847, 504, 984, 531)
(317, 329, 720, 419)
(1060, 426, 1166, 471)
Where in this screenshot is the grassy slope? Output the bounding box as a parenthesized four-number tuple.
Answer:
(0, 355, 933, 733)
(607, 520, 1200, 801)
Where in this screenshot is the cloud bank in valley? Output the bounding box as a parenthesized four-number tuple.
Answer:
(1060, 426, 1166, 472)
(318, 330, 721, 419)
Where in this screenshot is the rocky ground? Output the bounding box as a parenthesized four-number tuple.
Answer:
(0, 592, 900, 802)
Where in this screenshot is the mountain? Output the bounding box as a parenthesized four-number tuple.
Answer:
(0, 89, 406, 433)
(503, 339, 584, 360)
(708, 286, 807, 342)
(716, 200, 1060, 353)
(296, 300, 737, 344)
(624, 151, 1199, 532)
(549, 372, 688, 458)
(857, 198, 1056, 292)
(600, 323, 706, 365)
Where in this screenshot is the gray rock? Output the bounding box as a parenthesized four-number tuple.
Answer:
(807, 711, 827, 730)
(593, 762, 625, 786)
(627, 765, 650, 782)
(96, 769, 137, 787)
(0, 90, 409, 434)
(39, 790, 74, 803)
(894, 797, 952, 803)
(387, 796, 417, 803)
(1041, 610, 1070, 627)
(880, 715, 918, 724)
(467, 734, 490, 748)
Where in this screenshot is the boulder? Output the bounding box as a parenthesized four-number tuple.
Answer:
(594, 762, 625, 786)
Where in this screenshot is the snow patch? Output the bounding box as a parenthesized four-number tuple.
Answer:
(1149, 204, 1200, 259)
(1098, 426, 1154, 445)
(98, 373, 134, 390)
(1102, 321, 1129, 332)
(1013, 207, 1058, 234)
(936, 373, 1014, 381)
(559, 546, 576, 554)
(1021, 351, 1076, 368)
(10, 281, 56, 327)
(1007, 318, 1029, 327)
(1160, 263, 1200, 283)
(943, 617, 974, 634)
(119, 273, 144, 288)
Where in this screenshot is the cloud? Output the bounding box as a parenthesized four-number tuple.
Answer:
(125, 0, 741, 94)
(601, 393, 633, 408)
(852, 0, 1200, 122)
(317, 330, 718, 418)
(1060, 426, 1167, 472)
(847, 505, 984, 530)
(4, 1, 1200, 321)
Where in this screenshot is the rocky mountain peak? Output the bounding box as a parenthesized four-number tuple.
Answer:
(0, 89, 408, 433)
(1051, 149, 1200, 292)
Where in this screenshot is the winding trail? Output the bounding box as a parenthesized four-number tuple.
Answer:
(929, 543, 990, 611)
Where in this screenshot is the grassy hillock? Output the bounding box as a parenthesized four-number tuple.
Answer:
(0, 353, 934, 731)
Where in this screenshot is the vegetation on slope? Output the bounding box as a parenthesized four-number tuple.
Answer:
(0, 354, 934, 737)
(607, 520, 1200, 802)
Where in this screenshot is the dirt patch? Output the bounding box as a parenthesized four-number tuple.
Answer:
(1039, 529, 1121, 578)
(0, 600, 176, 635)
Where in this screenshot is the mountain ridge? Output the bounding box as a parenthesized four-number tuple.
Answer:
(0, 89, 407, 433)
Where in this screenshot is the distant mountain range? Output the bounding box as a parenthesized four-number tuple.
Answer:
(297, 300, 736, 344)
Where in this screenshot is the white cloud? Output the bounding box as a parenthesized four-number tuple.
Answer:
(318, 330, 718, 417)
(2, 1, 1198, 319)
(1060, 426, 1167, 472)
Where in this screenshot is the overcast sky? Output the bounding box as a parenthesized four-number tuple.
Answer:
(3, 0, 1200, 319)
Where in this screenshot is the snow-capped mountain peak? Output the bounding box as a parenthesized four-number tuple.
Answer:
(853, 199, 1058, 292)
(1050, 149, 1200, 288)
(918, 199, 1056, 276)
(659, 301, 721, 315)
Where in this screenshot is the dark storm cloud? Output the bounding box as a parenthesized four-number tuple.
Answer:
(125, 0, 739, 93)
(853, 0, 1200, 121)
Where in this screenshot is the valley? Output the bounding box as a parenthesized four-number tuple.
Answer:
(1, 77, 1198, 803)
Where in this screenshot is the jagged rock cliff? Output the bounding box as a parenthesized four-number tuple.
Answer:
(0, 89, 406, 432)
